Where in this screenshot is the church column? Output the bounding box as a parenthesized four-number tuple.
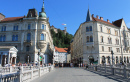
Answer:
(8, 52, 10, 64)
(15, 57, 16, 64)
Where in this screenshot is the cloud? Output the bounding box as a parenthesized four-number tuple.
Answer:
(127, 22, 130, 28)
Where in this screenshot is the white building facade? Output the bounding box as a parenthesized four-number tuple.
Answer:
(72, 9, 130, 65)
(53, 47, 68, 63)
(0, 1, 54, 64)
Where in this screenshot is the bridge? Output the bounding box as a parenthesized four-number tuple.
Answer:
(0, 65, 130, 82)
(31, 67, 128, 82)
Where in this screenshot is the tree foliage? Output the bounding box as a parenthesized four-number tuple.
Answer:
(50, 29, 73, 48)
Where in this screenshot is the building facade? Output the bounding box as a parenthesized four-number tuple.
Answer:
(72, 9, 130, 65)
(53, 47, 68, 63)
(0, 1, 54, 64)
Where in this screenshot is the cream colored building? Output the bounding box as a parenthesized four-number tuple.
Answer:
(72, 9, 130, 65)
(0, 1, 54, 64)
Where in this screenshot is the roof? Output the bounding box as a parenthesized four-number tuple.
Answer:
(55, 46, 68, 53)
(86, 9, 92, 22)
(0, 16, 24, 23)
(92, 16, 116, 26)
(27, 9, 38, 18)
(112, 19, 123, 27)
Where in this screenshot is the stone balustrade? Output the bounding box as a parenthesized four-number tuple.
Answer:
(88, 65, 130, 80)
(0, 65, 54, 82)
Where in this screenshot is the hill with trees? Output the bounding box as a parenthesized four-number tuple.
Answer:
(50, 29, 73, 48)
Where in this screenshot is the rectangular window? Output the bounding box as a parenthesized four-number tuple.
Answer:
(42, 24, 44, 29)
(28, 24, 31, 30)
(87, 36, 89, 42)
(90, 26, 92, 31)
(13, 26, 15, 31)
(116, 48, 120, 52)
(86, 27, 89, 32)
(4, 26, 6, 31)
(16, 26, 18, 31)
(108, 47, 112, 52)
(107, 28, 111, 34)
(102, 46, 104, 51)
(100, 27, 102, 32)
(115, 31, 118, 36)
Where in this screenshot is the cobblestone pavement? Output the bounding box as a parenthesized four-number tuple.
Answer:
(31, 67, 119, 82)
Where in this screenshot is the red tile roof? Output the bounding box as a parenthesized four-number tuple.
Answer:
(0, 16, 24, 23)
(55, 46, 68, 53)
(92, 16, 115, 26)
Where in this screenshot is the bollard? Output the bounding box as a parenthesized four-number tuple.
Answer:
(124, 65, 127, 79)
(111, 66, 115, 75)
(17, 66, 23, 82)
(95, 66, 97, 71)
(10, 66, 12, 73)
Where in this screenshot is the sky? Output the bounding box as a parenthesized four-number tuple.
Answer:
(0, 0, 130, 35)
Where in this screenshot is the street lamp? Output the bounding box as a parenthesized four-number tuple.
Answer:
(37, 49, 40, 67)
(111, 50, 114, 66)
(28, 56, 29, 64)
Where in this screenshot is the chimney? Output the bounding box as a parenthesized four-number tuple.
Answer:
(96, 15, 99, 19)
(107, 19, 110, 23)
(100, 17, 103, 20)
(92, 14, 94, 17)
(0, 13, 5, 21)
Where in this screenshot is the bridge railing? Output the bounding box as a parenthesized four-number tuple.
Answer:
(87, 65, 130, 79)
(0, 65, 54, 82)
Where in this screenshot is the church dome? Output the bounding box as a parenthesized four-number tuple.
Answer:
(39, 12, 47, 18)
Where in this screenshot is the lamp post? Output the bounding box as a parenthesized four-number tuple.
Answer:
(111, 50, 114, 66)
(37, 49, 40, 67)
(28, 56, 29, 64)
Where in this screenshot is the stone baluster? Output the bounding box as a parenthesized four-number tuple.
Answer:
(10, 66, 12, 73)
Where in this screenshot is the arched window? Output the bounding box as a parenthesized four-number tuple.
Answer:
(27, 33, 31, 41)
(12, 35, 15, 41)
(108, 56, 110, 64)
(116, 56, 118, 64)
(41, 34, 44, 40)
(124, 57, 126, 63)
(41, 24, 44, 29)
(127, 57, 129, 63)
(90, 26, 92, 31)
(120, 56, 122, 63)
(90, 36, 93, 42)
(26, 46, 30, 51)
(16, 35, 18, 41)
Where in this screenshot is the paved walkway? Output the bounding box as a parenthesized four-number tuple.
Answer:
(31, 67, 119, 82)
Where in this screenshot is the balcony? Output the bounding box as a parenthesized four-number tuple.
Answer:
(37, 40, 47, 49)
(24, 40, 32, 46)
(86, 42, 94, 46)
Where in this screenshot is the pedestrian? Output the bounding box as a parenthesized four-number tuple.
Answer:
(79, 63, 80, 68)
(81, 63, 82, 67)
(62, 63, 63, 68)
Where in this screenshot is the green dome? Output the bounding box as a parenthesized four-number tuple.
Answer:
(39, 12, 47, 18)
